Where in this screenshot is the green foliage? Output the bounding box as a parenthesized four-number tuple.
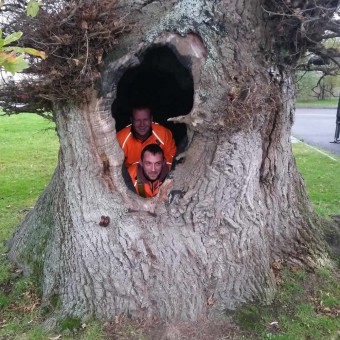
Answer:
(3, 46, 47, 58)
(27, 0, 43, 17)
(0, 52, 28, 73)
(1, 30, 23, 47)
(0, 29, 28, 73)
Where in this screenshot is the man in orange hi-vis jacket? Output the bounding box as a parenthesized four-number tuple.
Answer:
(128, 144, 169, 198)
(116, 106, 176, 170)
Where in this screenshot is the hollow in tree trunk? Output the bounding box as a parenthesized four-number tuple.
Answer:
(8, 0, 331, 321)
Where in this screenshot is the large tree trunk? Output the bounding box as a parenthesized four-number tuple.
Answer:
(8, 0, 329, 321)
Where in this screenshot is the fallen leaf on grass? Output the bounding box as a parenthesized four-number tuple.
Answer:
(23, 299, 41, 312)
(311, 298, 340, 318)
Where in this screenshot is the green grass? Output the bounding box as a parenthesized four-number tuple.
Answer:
(296, 98, 338, 107)
(0, 113, 106, 340)
(0, 113, 59, 281)
(234, 268, 340, 339)
(0, 113, 339, 339)
(234, 142, 340, 339)
(0, 113, 59, 252)
(0, 114, 57, 338)
(292, 142, 340, 217)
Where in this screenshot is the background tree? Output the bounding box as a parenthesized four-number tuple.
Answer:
(313, 75, 336, 99)
(296, 34, 340, 101)
(296, 70, 340, 100)
(1, 0, 340, 322)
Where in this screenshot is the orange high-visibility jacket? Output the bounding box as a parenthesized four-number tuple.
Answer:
(117, 122, 176, 169)
(128, 163, 169, 198)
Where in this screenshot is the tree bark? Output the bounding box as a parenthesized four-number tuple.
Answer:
(8, 0, 329, 321)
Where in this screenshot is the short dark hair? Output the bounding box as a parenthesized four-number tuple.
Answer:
(130, 104, 152, 117)
(141, 144, 164, 160)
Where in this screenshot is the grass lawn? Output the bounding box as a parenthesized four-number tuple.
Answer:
(0, 113, 339, 339)
(293, 142, 340, 217)
(0, 114, 105, 339)
(296, 98, 338, 107)
(0, 113, 59, 254)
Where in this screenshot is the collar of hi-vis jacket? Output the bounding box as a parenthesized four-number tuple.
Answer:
(131, 126, 153, 141)
(137, 162, 169, 185)
(131, 123, 165, 145)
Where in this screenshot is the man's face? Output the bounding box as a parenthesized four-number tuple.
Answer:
(131, 108, 152, 140)
(140, 151, 164, 181)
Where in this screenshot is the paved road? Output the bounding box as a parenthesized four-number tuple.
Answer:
(292, 107, 340, 156)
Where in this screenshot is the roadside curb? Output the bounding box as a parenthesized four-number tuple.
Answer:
(296, 106, 337, 109)
(291, 136, 338, 161)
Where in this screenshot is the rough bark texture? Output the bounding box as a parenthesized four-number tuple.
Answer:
(8, 0, 330, 322)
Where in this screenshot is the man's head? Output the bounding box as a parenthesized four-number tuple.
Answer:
(140, 144, 165, 182)
(131, 107, 152, 141)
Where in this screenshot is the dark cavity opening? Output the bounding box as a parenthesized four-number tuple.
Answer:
(112, 45, 194, 154)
